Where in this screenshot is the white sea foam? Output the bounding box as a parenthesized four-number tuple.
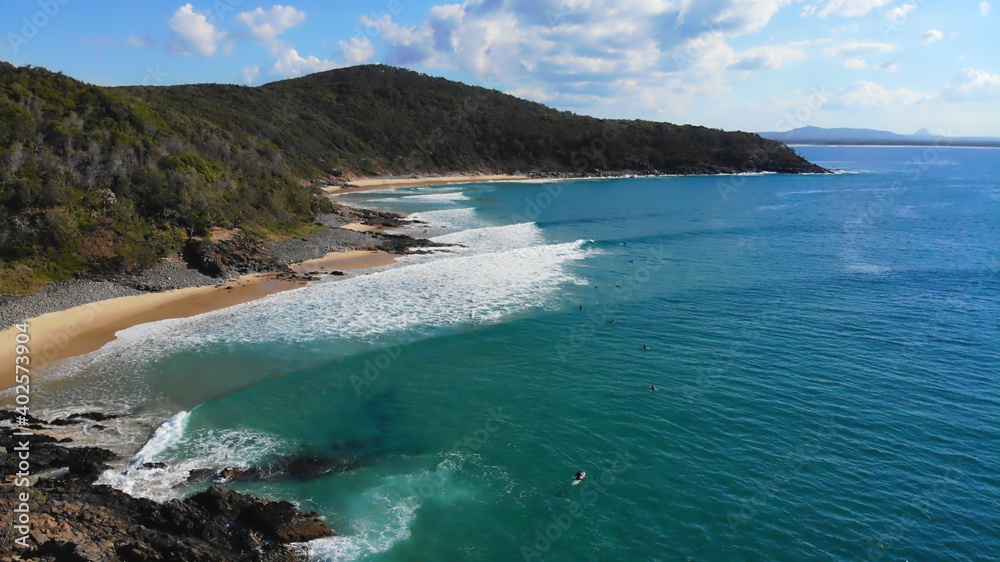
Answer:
(296, 494, 419, 561)
(98, 423, 284, 501)
(180, 238, 591, 345)
(399, 191, 470, 202)
(129, 410, 191, 464)
(63, 226, 591, 376)
(432, 222, 545, 253)
(403, 207, 481, 234)
(293, 454, 471, 561)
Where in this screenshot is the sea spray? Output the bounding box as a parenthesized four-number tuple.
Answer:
(129, 410, 190, 465)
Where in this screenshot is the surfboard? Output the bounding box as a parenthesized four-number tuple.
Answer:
(573, 472, 586, 485)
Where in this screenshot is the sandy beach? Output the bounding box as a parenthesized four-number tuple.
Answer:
(291, 249, 397, 274)
(340, 222, 385, 233)
(0, 274, 300, 391)
(323, 173, 531, 194)
(0, 174, 509, 391)
(0, 249, 399, 392)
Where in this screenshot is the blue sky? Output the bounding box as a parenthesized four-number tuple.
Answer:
(2, 0, 997, 135)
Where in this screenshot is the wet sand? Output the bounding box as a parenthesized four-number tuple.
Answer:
(290, 250, 397, 274)
(1, 250, 397, 391)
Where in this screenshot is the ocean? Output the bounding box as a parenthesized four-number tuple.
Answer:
(29, 146, 999, 561)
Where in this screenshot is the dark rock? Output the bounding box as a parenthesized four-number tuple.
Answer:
(217, 467, 243, 481)
(182, 239, 229, 278)
(0, 435, 117, 476)
(373, 232, 448, 254)
(0, 426, 59, 448)
(282, 456, 337, 481)
(141, 462, 167, 470)
(31, 540, 88, 562)
(190, 486, 334, 543)
(0, 439, 334, 562)
(186, 468, 217, 484)
(68, 412, 119, 422)
(0, 410, 46, 425)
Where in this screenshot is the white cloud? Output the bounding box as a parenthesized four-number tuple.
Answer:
(942, 68, 1000, 103)
(505, 85, 554, 102)
(980, 2, 991, 15)
(838, 80, 931, 106)
(803, 0, 893, 18)
(884, 3, 916, 24)
(842, 58, 896, 72)
(236, 5, 339, 78)
(360, 0, 805, 115)
(236, 5, 306, 41)
(729, 45, 807, 71)
(340, 37, 375, 65)
(125, 35, 150, 48)
(272, 47, 338, 77)
(824, 41, 896, 70)
(168, 3, 227, 57)
(702, 0, 795, 34)
(919, 29, 943, 44)
(242, 66, 260, 85)
(823, 41, 895, 58)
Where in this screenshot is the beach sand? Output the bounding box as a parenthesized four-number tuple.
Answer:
(340, 223, 385, 233)
(291, 249, 397, 274)
(0, 275, 300, 391)
(323, 173, 530, 194)
(2, 173, 504, 391)
(0, 250, 396, 392)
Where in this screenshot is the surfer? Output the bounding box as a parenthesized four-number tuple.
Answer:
(579, 305, 584, 310)
(643, 344, 648, 350)
(650, 385, 657, 391)
(609, 319, 616, 324)
(574, 471, 585, 481)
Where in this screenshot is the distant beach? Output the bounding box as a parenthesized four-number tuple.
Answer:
(323, 173, 532, 194)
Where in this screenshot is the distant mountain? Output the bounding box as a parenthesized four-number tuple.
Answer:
(0, 62, 824, 291)
(757, 126, 1000, 147)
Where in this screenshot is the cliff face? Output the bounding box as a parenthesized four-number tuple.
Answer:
(0, 414, 332, 561)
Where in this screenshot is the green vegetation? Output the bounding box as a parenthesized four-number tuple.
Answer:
(0, 62, 822, 292)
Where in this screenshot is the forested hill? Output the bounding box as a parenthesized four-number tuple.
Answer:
(0, 62, 824, 291)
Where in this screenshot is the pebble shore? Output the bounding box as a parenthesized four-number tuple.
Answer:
(0, 207, 421, 330)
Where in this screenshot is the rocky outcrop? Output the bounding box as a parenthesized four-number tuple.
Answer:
(182, 235, 291, 278)
(187, 455, 364, 486)
(0, 420, 334, 562)
(335, 205, 410, 229)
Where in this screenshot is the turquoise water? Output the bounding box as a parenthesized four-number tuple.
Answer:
(32, 146, 999, 560)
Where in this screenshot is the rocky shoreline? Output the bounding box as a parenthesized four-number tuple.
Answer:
(0, 412, 333, 561)
(0, 204, 439, 331)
